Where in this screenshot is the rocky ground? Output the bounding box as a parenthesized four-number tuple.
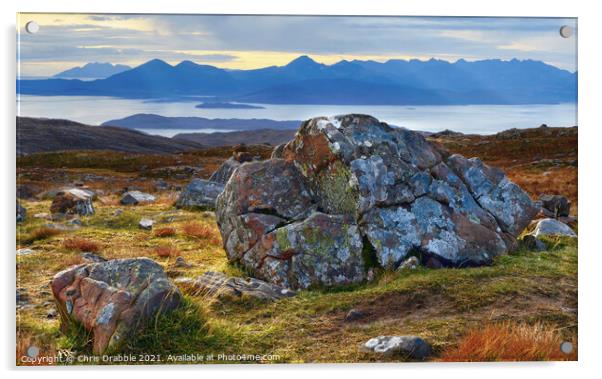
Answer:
(16, 124, 577, 364)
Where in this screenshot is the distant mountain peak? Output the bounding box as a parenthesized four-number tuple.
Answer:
(139, 59, 172, 69)
(286, 55, 320, 67)
(53, 62, 131, 79)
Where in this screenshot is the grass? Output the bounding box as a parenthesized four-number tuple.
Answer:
(15, 136, 577, 364)
(15, 194, 578, 364)
(439, 322, 577, 361)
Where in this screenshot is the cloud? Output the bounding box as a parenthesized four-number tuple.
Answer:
(17, 14, 578, 76)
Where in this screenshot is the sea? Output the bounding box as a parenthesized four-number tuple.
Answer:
(16, 95, 577, 137)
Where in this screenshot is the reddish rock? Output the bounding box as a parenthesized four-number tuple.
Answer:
(50, 258, 181, 354)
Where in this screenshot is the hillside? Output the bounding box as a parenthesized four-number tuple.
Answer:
(16, 117, 205, 155)
(174, 128, 296, 147)
(17, 56, 577, 105)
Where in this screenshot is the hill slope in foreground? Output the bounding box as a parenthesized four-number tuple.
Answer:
(16, 122, 577, 364)
(17, 117, 204, 155)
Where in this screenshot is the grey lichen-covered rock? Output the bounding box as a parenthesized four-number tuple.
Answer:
(209, 151, 258, 185)
(175, 271, 295, 301)
(120, 190, 156, 205)
(50, 188, 95, 216)
(17, 202, 26, 223)
(216, 115, 538, 289)
(175, 179, 224, 210)
(538, 194, 571, 218)
(361, 335, 432, 359)
(50, 258, 181, 354)
(532, 218, 577, 238)
(209, 158, 241, 184)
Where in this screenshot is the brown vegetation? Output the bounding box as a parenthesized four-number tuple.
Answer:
(182, 222, 220, 244)
(439, 322, 577, 361)
(62, 237, 101, 253)
(22, 226, 62, 244)
(154, 227, 177, 238)
(154, 244, 180, 258)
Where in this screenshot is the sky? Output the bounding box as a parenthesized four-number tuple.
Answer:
(17, 14, 577, 77)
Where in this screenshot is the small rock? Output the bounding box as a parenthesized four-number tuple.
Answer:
(533, 218, 577, 238)
(113, 209, 124, 216)
(46, 308, 58, 319)
(344, 309, 366, 322)
(398, 256, 420, 270)
(17, 248, 36, 256)
(366, 268, 376, 282)
(120, 191, 156, 205)
(17, 202, 26, 223)
(538, 194, 571, 218)
(139, 218, 154, 230)
(361, 335, 432, 359)
(33, 212, 50, 219)
(67, 218, 83, 226)
(50, 188, 95, 216)
(175, 271, 296, 301)
(174, 256, 192, 268)
(521, 234, 547, 251)
(80, 252, 107, 263)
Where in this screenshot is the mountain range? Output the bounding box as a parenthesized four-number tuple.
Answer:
(53, 62, 132, 79)
(19, 56, 577, 105)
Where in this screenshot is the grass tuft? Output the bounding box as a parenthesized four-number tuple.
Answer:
(182, 222, 221, 245)
(154, 244, 180, 258)
(154, 227, 177, 238)
(22, 226, 62, 244)
(439, 322, 577, 361)
(63, 237, 101, 253)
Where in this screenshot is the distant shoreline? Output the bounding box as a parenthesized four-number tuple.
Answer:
(195, 102, 265, 109)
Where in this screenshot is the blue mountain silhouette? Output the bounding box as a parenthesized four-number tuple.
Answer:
(18, 56, 576, 105)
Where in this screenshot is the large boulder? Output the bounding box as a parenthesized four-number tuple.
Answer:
(50, 258, 182, 354)
(209, 151, 259, 185)
(50, 188, 95, 216)
(175, 179, 224, 210)
(215, 115, 538, 289)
